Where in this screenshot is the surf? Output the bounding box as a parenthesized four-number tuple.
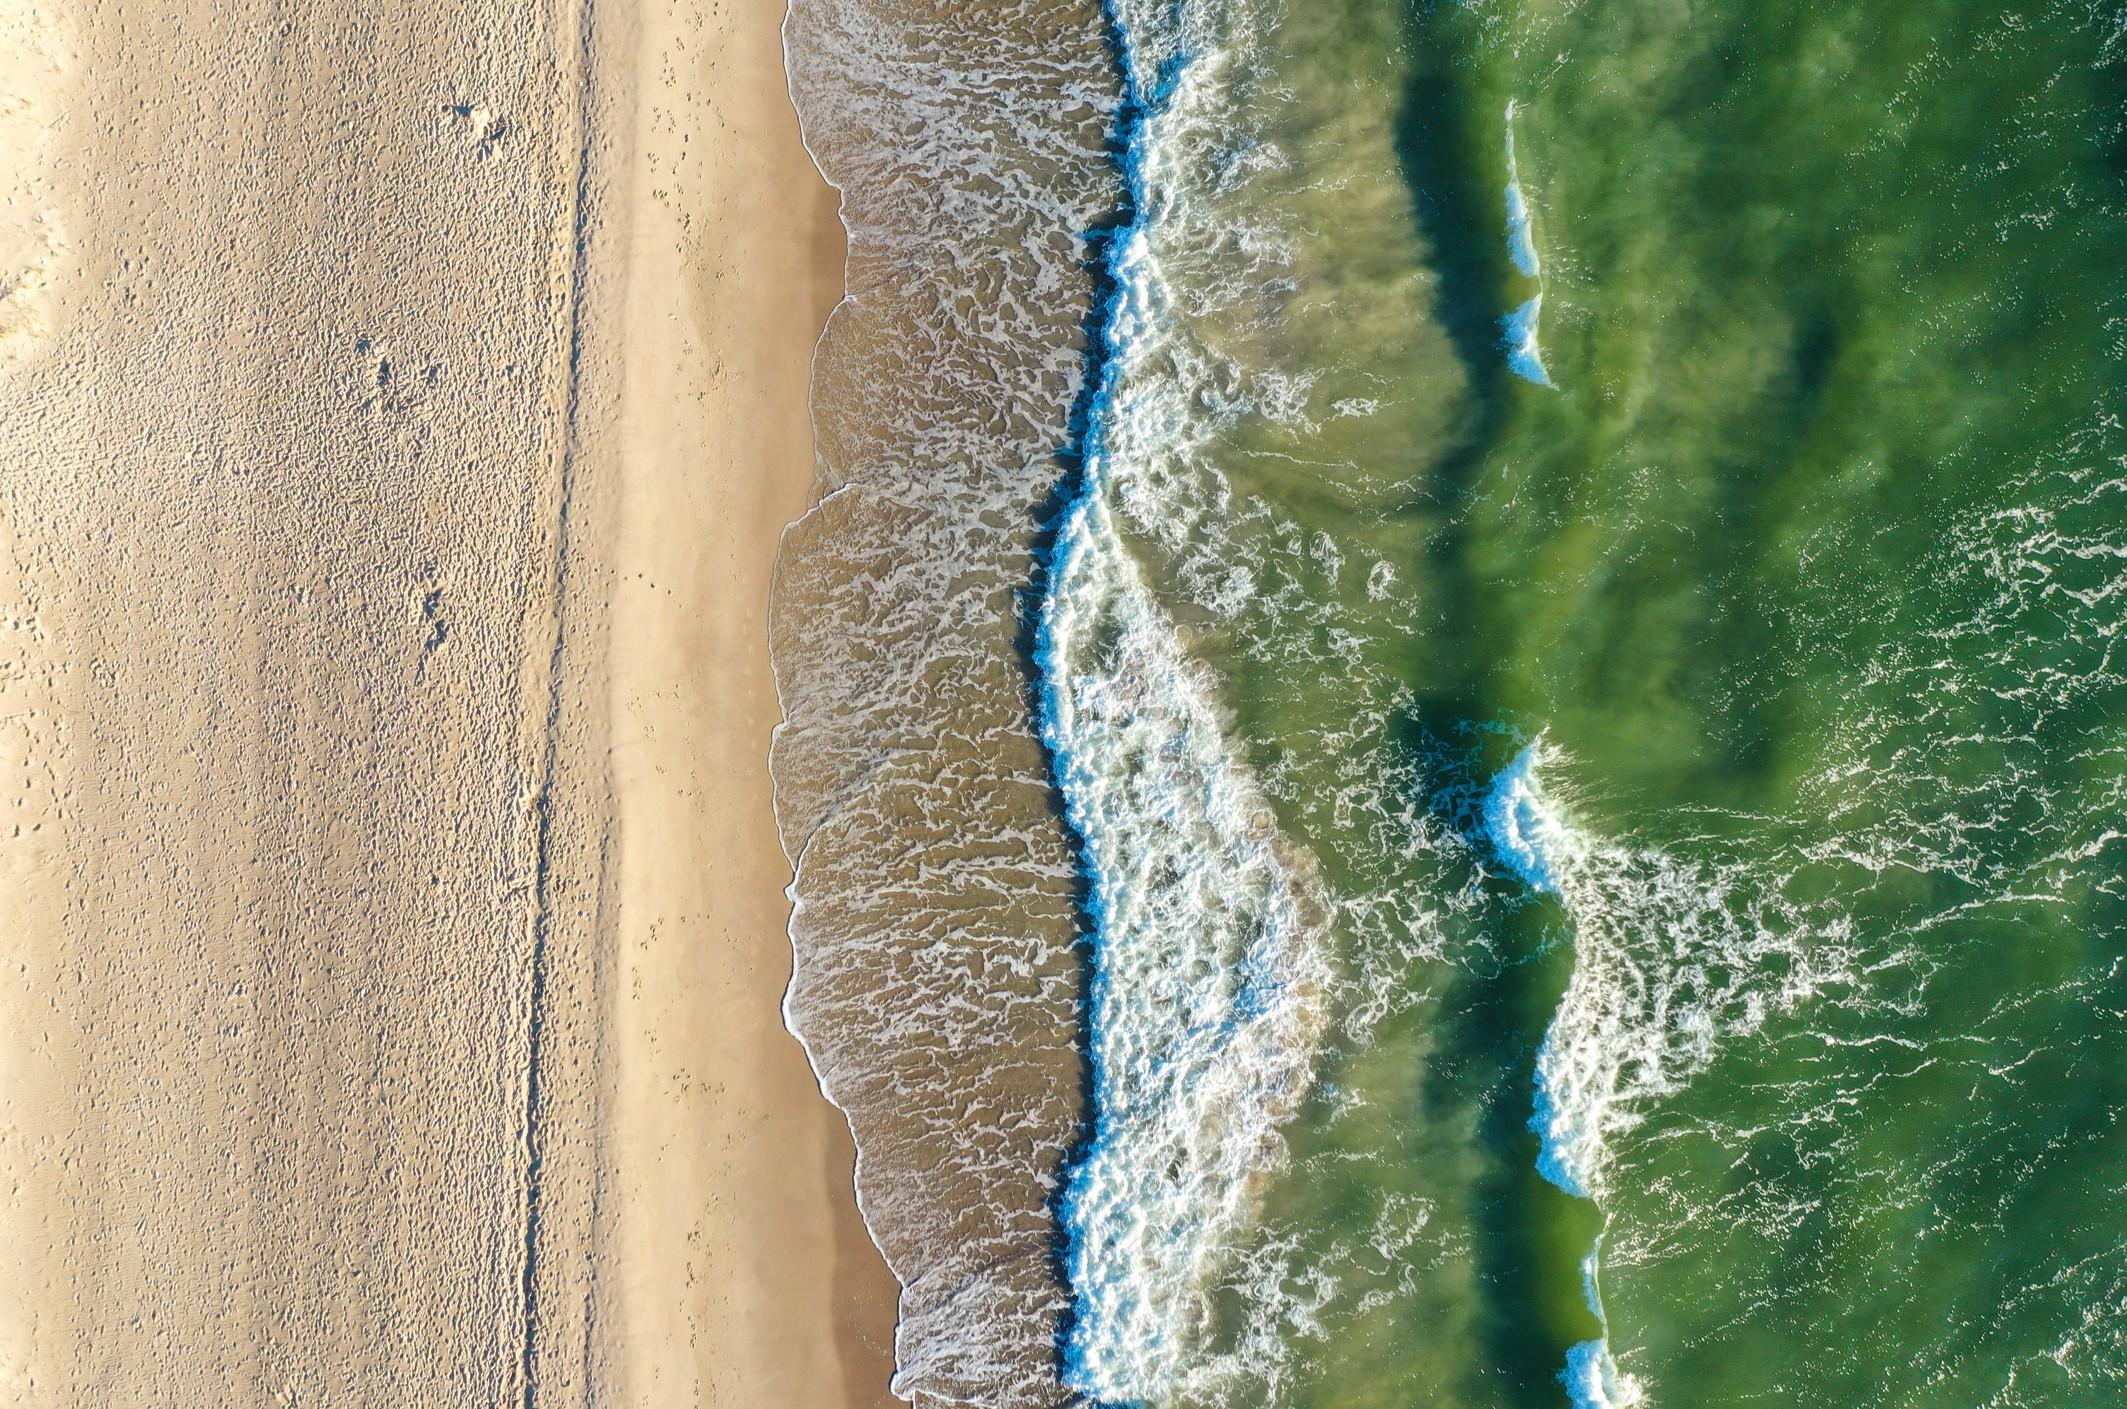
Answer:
(1501, 103, 1552, 387)
(1483, 742, 1642, 1404)
(1034, 0, 1332, 1400)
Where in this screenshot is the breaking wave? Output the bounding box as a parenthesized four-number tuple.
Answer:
(1485, 739, 1872, 1405)
(1036, 0, 1333, 1400)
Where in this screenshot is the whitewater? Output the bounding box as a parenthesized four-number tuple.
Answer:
(778, 0, 2127, 1403)
(1502, 102, 1551, 387)
(1035, 0, 1334, 1401)
(1484, 743, 1642, 1407)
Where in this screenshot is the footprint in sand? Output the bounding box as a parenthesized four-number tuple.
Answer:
(0, 0, 74, 368)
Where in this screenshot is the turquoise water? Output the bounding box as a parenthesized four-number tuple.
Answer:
(1041, 0, 2127, 1404)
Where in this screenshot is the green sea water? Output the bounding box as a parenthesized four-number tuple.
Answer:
(1081, 0, 2127, 1404)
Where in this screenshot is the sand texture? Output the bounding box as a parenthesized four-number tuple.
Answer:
(0, 0, 897, 1403)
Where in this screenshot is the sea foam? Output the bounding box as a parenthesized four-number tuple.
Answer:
(1484, 738, 1871, 1405)
(1504, 295, 1554, 388)
(1501, 104, 1553, 387)
(775, 0, 1128, 1400)
(1036, 1, 1332, 1400)
(1482, 746, 1639, 1403)
(1504, 103, 1543, 280)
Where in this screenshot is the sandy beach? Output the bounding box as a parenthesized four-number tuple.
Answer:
(606, 0, 901, 1403)
(0, 0, 899, 1402)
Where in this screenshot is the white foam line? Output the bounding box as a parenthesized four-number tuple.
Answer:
(1504, 101, 1542, 280)
(1483, 743, 1642, 1407)
(770, 1, 917, 1395)
(1505, 294, 1554, 389)
(1034, 3, 1331, 1401)
(1501, 102, 1555, 388)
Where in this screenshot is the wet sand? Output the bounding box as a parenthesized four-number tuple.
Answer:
(0, 0, 898, 1401)
(607, 0, 902, 1403)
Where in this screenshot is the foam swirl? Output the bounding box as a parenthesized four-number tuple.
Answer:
(1036, 1, 1332, 1399)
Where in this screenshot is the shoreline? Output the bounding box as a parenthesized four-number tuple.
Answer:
(602, 0, 902, 1403)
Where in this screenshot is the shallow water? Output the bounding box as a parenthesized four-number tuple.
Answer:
(775, 0, 1114, 1400)
(777, 0, 2127, 1404)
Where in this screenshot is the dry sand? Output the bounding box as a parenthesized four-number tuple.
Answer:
(0, 0, 899, 1403)
(606, 0, 902, 1404)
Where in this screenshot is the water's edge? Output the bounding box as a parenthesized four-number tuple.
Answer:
(764, 0, 1116, 1403)
(766, 0, 911, 1393)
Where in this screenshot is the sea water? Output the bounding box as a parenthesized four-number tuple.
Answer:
(777, 0, 2127, 1404)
